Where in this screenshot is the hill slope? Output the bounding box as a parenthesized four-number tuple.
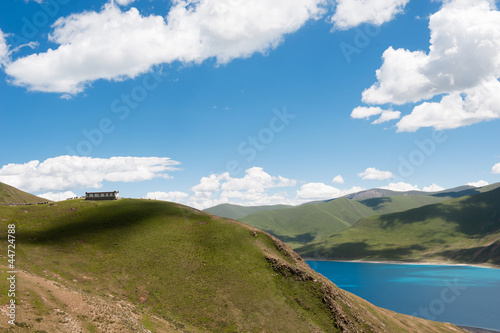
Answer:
(240, 197, 376, 248)
(240, 195, 456, 249)
(0, 199, 464, 332)
(0, 182, 49, 204)
(297, 188, 500, 266)
(204, 203, 293, 220)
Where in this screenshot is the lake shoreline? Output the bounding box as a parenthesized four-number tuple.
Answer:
(303, 258, 500, 269)
(458, 325, 500, 333)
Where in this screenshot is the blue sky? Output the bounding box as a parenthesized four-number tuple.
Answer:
(0, 0, 499, 208)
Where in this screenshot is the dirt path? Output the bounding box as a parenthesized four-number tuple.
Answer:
(0, 269, 176, 332)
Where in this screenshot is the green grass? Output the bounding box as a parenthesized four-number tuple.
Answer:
(0, 182, 49, 204)
(297, 187, 500, 266)
(1, 199, 339, 332)
(204, 203, 294, 220)
(240, 195, 455, 249)
(0, 198, 467, 332)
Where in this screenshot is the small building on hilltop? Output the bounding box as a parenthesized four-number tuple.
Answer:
(85, 191, 119, 201)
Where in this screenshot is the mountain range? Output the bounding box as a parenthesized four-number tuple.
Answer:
(206, 183, 500, 249)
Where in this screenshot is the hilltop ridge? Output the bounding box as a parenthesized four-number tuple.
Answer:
(0, 182, 49, 205)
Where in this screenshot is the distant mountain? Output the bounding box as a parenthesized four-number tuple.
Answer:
(297, 187, 500, 266)
(238, 186, 488, 249)
(0, 199, 463, 332)
(204, 203, 293, 220)
(240, 197, 375, 248)
(344, 188, 429, 200)
(205, 183, 500, 250)
(343, 185, 481, 201)
(356, 195, 445, 216)
(0, 182, 49, 204)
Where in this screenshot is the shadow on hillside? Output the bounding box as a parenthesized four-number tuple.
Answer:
(359, 197, 392, 211)
(298, 241, 426, 260)
(436, 241, 500, 265)
(17, 201, 188, 245)
(266, 231, 316, 245)
(432, 188, 479, 198)
(375, 188, 500, 236)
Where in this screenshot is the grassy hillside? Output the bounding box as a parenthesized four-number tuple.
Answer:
(297, 188, 500, 266)
(0, 199, 464, 332)
(240, 195, 457, 249)
(204, 203, 293, 220)
(357, 195, 445, 216)
(0, 182, 49, 204)
(240, 197, 375, 248)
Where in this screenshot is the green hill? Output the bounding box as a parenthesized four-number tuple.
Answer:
(0, 182, 49, 204)
(204, 203, 293, 220)
(357, 195, 446, 216)
(296, 187, 500, 266)
(240, 195, 455, 249)
(240, 197, 375, 248)
(0, 199, 464, 332)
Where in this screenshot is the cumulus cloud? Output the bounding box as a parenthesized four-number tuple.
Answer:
(114, 0, 135, 5)
(0, 156, 180, 193)
(220, 167, 296, 191)
(351, 106, 401, 125)
(493, 163, 500, 174)
(146, 191, 189, 202)
(358, 167, 393, 180)
(380, 182, 419, 192)
(359, 0, 500, 132)
(296, 183, 364, 200)
(168, 167, 297, 209)
(332, 0, 409, 30)
(467, 180, 489, 187)
(5, 0, 325, 94)
(422, 183, 445, 192)
(0, 30, 9, 67)
(146, 167, 366, 209)
(37, 191, 78, 202)
(332, 175, 344, 184)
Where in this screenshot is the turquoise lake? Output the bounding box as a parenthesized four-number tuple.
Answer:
(306, 261, 500, 331)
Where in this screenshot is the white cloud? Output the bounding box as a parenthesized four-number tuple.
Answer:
(493, 163, 500, 174)
(351, 106, 401, 125)
(332, 0, 410, 30)
(169, 167, 298, 209)
(115, 0, 135, 5)
(220, 167, 296, 191)
(0, 29, 9, 67)
(332, 175, 344, 184)
(372, 110, 401, 125)
(380, 182, 419, 192)
(191, 174, 226, 194)
(358, 167, 393, 180)
(422, 183, 445, 192)
(0, 156, 180, 193)
(37, 191, 78, 202)
(396, 80, 500, 132)
(5, 0, 325, 94)
(360, 0, 500, 131)
(296, 183, 364, 200)
(467, 180, 489, 187)
(146, 191, 189, 202)
(147, 167, 365, 209)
